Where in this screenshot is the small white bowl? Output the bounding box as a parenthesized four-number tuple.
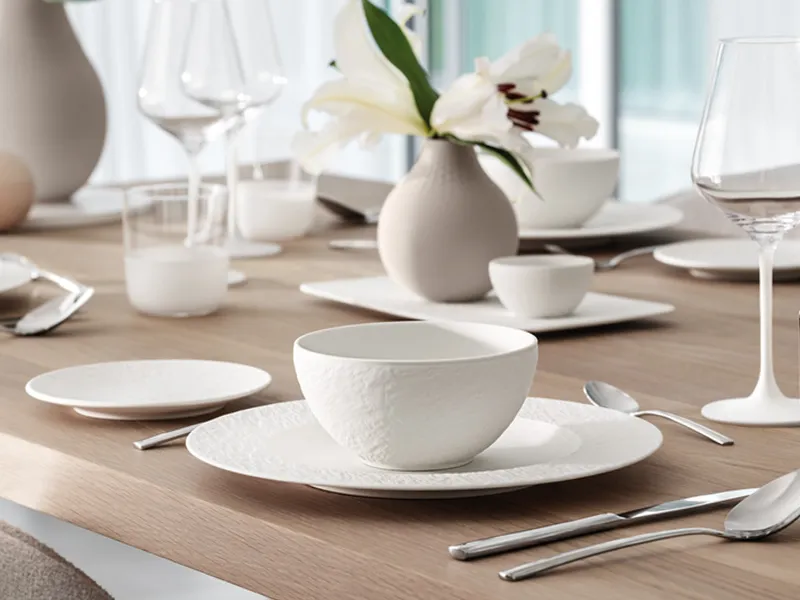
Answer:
(237, 179, 317, 242)
(489, 255, 594, 318)
(480, 147, 620, 229)
(294, 321, 538, 471)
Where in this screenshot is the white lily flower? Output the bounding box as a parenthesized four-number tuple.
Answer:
(293, 0, 427, 174)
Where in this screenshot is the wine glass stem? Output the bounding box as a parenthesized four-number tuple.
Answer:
(226, 128, 241, 240)
(754, 240, 782, 397)
(186, 149, 201, 246)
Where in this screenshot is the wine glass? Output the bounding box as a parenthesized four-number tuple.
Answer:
(181, 0, 287, 258)
(137, 0, 234, 241)
(692, 37, 800, 425)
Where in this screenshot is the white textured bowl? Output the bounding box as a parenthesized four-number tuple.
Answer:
(480, 147, 620, 229)
(490, 255, 594, 318)
(237, 179, 317, 242)
(293, 321, 538, 471)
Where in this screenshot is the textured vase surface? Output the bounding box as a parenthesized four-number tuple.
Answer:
(0, 0, 106, 202)
(378, 140, 519, 302)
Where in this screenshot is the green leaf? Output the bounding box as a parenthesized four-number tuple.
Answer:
(474, 142, 535, 192)
(329, 59, 338, 69)
(361, 0, 438, 128)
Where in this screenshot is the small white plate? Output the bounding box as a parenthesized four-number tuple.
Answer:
(519, 202, 683, 242)
(0, 261, 32, 294)
(186, 398, 662, 499)
(654, 239, 800, 281)
(300, 276, 674, 334)
(21, 188, 148, 231)
(26, 360, 272, 421)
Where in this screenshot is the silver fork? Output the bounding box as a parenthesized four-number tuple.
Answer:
(544, 244, 660, 272)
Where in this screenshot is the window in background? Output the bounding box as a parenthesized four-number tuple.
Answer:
(617, 0, 709, 202)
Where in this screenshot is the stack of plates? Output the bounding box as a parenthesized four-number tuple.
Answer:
(186, 398, 663, 499)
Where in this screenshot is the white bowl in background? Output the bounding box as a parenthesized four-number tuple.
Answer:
(293, 321, 538, 471)
(480, 147, 620, 229)
(490, 255, 594, 318)
(237, 179, 317, 242)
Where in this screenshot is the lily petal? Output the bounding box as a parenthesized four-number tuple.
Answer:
(489, 33, 569, 93)
(393, 2, 424, 58)
(532, 98, 599, 147)
(431, 73, 511, 142)
(301, 78, 426, 135)
(334, 0, 406, 89)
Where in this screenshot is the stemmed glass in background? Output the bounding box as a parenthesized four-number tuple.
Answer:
(692, 37, 800, 425)
(182, 0, 287, 258)
(137, 0, 233, 241)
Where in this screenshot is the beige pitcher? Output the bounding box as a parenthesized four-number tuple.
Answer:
(378, 140, 519, 303)
(0, 0, 106, 203)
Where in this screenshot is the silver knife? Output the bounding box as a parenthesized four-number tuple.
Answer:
(448, 487, 757, 560)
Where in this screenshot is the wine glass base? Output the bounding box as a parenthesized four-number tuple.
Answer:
(702, 396, 800, 426)
(227, 270, 248, 287)
(225, 238, 282, 259)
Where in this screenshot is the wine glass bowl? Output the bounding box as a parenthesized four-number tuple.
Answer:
(692, 37, 800, 425)
(181, 0, 288, 259)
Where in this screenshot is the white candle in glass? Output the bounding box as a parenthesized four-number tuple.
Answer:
(237, 178, 317, 242)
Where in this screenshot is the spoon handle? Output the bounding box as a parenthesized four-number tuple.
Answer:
(499, 527, 724, 581)
(637, 410, 734, 446)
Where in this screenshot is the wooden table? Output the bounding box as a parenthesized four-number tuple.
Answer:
(1, 215, 800, 599)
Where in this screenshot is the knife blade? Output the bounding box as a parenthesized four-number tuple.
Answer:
(448, 487, 757, 561)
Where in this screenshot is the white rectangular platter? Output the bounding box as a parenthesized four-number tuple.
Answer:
(300, 276, 675, 334)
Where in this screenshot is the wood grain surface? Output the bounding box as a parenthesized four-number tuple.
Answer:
(1, 203, 799, 599)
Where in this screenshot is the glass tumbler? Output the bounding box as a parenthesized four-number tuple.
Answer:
(124, 184, 229, 317)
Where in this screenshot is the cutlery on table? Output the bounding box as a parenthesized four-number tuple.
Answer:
(499, 470, 800, 581)
(317, 195, 380, 225)
(328, 239, 379, 251)
(0, 253, 87, 295)
(134, 423, 202, 450)
(544, 244, 660, 272)
(584, 381, 734, 446)
(0, 287, 94, 336)
(448, 487, 755, 560)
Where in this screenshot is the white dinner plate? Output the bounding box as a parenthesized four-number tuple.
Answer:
(26, 360, 272, 420)
(300, 276, 674, 334)
(654, 239, 800, 281)
(186, 398, 662, 499)
(0, 261, 32, 294)
(518, 202, 683, 242)
(21, 187, 148, 231)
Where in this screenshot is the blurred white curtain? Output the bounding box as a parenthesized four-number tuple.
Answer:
(67, 0, 407, 185)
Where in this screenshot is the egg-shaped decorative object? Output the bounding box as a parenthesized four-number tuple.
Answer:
(0, 152, 35, 231)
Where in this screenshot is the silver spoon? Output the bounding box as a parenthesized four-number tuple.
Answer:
(584, 381, 734, 446)
(134, 423, 201, 450)
(500, 469, 800, 581)
(0, 287, 94, 336)
(544, 244, 660, 272)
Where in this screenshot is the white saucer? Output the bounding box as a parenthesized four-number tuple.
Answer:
(300, 276, 674, 334)
(654, 239, 800, 281)
(26, 360, 272, 421)
(519, 202, 683, 242)
(21, 188, 149, 231)
(186, 398, 663, 499)
(0, 261, 32, 294)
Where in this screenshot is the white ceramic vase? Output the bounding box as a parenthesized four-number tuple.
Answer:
(377, 140, 519, 303)
(0, 1, 106, 203)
